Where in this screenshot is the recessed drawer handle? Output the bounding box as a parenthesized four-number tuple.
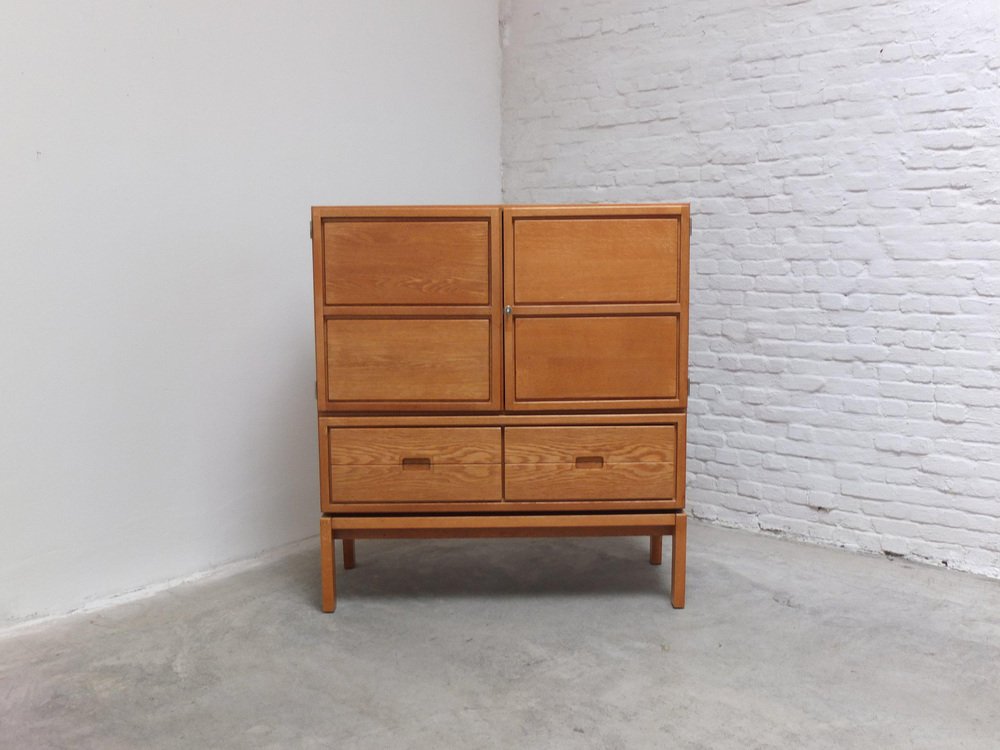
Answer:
(401, 457, 432, 471)
(574, 456, 604, 469)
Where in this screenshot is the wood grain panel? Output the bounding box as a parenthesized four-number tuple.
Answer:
(323, 219, 490, 306)
(328, 513, 678, 539)
(505, 462, 675, 501)
(329, 427, 500, 465)
(330, 464, 501, 502)
(505, 426, 675, 464)
(512, 217, 679, 303)
(324, 500, 682, 514)
(512, 315, 678, 402)
(326, 317, 491, 403)
(504, 425, 677, 501)
(321, 413, 686, 427)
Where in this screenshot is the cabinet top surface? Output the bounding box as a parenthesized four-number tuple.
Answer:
(312, 203, 690, 214)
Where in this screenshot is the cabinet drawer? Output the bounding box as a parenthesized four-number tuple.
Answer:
(504, 426, 678, 501)
(328, 427, 501, 502)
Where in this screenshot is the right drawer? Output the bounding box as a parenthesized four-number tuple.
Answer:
(504, 425, 679, 501)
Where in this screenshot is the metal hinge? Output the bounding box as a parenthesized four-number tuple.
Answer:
(310, 219, 313, 240)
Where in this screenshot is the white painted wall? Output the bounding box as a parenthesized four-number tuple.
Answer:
(502, 0, 1000, 576)
(0, 0, 501, 624)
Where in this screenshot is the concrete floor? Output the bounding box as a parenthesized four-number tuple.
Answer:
(2, 522, 999, 750)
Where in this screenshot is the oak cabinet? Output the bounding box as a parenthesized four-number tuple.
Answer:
(313, 204, 690, 611)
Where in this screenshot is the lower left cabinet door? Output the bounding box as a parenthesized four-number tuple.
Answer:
(326, 427, 502, 503)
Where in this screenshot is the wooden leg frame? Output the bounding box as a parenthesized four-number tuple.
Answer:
(320, 513, 687, 613)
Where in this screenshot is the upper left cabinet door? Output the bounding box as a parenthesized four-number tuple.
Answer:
(313, 206, 502, 412)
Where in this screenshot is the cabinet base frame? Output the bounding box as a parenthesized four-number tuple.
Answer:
(319, 512, 686, 613)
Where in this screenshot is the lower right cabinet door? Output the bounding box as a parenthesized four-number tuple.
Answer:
(506, 313, 683, 411)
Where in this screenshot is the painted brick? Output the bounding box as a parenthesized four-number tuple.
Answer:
(502, 0, 1000, 578)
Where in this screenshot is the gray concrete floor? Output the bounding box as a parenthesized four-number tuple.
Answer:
(2, 522, 999, 750)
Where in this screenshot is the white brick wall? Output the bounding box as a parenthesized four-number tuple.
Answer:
(501, 0, 1000, 576)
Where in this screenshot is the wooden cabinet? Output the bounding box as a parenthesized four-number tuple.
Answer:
(313, 204, 690, 611)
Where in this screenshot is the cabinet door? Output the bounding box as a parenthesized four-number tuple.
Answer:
(503, 205, 689, 411)
(313, 206, 502, 412)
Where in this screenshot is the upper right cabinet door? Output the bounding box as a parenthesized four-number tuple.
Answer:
(504, 205, 689, 411)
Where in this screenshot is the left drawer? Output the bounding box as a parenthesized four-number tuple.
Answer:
(325, 427, 502, 503)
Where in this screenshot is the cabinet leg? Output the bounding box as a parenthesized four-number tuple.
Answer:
(649, 535, 663, 565)
(343, 539, 356, 569)
(671, 514, 687, 609)
(320, 518, 336, 613)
